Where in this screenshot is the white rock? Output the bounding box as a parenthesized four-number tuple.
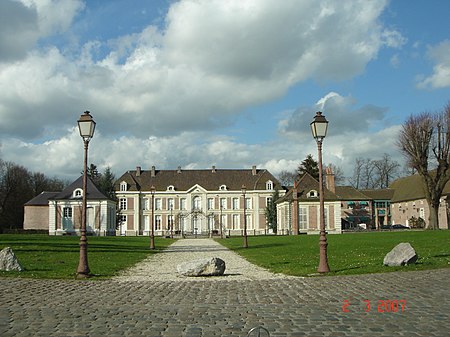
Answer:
(177, 257, 225, 277)
(383, 242, 418, 267)
(0, 247, 24, 272)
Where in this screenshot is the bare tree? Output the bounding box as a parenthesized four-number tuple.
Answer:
(327, 163, 345, 186)
(348, 157, 366, 189)
(277, 170, 297, 187)
(397, 103, 450, 229)
(372, 153, 400, 188)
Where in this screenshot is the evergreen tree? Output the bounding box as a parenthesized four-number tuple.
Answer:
(265, 190, 280, 233)
(298, 154, 319, 180)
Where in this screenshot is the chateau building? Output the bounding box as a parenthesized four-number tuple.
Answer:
(114, 166, 283, 236)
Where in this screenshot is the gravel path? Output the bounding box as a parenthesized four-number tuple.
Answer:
(114, 238, 297, 282)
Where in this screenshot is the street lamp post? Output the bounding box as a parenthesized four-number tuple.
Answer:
(76, 111, 96, 278)
(242, 185, 248, 248)
(150, 186, 156, 249)
(310, 111, 330, 273)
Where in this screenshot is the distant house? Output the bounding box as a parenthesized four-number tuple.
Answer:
(114, 165, 283, 236)
(360, 188, 394, 229)
(24, 176, 117, 235)
(389, 174, 450, 229)
(334, 186, 372, 230)
(276, 172, 342, 234)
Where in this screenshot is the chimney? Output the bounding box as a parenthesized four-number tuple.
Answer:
(252, 165, 257, 176)
(325, 165, 335, 194)
(136, 166, 141, 177)
(151, 166, 156, 177)
(212, 165, 216, 173)
(177, 166, 182, 174)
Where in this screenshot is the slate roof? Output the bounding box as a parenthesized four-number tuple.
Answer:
(334, 186, 372, 201)
(115, 167, 283, 192)
(360, 188, 395, 200)
(389, 173, 450, 203)
(24, 191, 60, 206)
(277, 173, 340, 203)
(50, 176, 110, 200)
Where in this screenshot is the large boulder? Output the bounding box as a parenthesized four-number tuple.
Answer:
(383, 242, 418, 267)
(177, 257, 225, 277)
(0, 247, 24, 272)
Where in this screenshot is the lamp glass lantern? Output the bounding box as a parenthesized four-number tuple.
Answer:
(78, 111, 96, 140)
(310, 111, 328, 140)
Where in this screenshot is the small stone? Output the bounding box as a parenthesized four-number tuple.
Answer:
(177, 257, 225, 277)
(383, 242, 418, 266)
(0, 247, 24, 272)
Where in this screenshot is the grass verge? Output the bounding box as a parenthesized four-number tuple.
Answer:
(0, 234, 175, 279)
(217, 230, 450, 277)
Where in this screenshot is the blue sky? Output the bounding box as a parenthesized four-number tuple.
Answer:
(0, 0, 449, 182)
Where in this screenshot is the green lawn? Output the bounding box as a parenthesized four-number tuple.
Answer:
(217, 230, 450, 277)
(0, 235, 175, 279)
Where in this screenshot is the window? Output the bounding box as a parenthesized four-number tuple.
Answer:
(245, 214, 252, 229)
(219, 185, 227, 191)
(120, 182, 127, 192)
(207, 198, 214, 210)
(119, 198, 127, 210)
(232, 198, 239, 210)
(245, 197, 251, 209)
(220, 198, 227, 209)
(167, 185, 175, 191)
(266, 197, 273, 207)
(193, 196, 201, 210)
(266, 180, 273, 190)
(119, 215, 126, 225)
(155, 215, 162, 230)
(73, 189, 82, 198)
(307, 190, 318, 198)
(180, 198, 187, 210)
(155, 198, 162, 210)
(232, 214, 239, 229)
(299, 207, 307, 229)
(208, 215, 215, 231)
(144, 198, 150, 211)
(168, 215, 174, 229)
(168, 198, 174, 210)
(63, 207, 72, 218)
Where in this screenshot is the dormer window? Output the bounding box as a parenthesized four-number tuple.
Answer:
(120, 181, 127, 192)
(167, 185, 175, 191)
(219, 185, 227, 191)
(307, 190, 318, 198)
(266, 180, 274, 191)
(73, 188, 83, 198)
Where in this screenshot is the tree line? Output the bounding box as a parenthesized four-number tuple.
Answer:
(0, 159, 117, 232)
(0, 159, 68, 231)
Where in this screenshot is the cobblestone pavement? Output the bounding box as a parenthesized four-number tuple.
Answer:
(1, 239, 449, 337)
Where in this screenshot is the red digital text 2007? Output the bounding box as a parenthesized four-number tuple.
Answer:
(342, 299, 406, 313)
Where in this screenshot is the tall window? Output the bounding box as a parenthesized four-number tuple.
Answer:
(245, 197, 251, 209)
(266, 197, 272, 207)
(220, 198, 227, 209)
(193, 196, 201, 210)
(180, 198, 187, 210)
(63, 207, 72, 218)
(207, 198, 214, 210)
(155, 215, 162, 230)
(120, 182, 127, 191)
(299, 207, 307, 229)
(168, 215, 174, 229)
(119, 198, 127, 210)
(155, 198, 162, 210)
(266, 180, 273, 190)
(144, 198, 150, 211)
(232, 214, 239, 229)
(232, 198, 239, 210)
(168, 198, 174, 210)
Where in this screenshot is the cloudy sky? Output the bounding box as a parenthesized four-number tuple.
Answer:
(1, 0, 449, 182)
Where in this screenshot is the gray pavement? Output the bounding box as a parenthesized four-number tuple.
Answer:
(1, 239, 450, 337)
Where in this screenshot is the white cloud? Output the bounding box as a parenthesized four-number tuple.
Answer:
(417, 40, 450, 89)
(0, 0, 408, 182)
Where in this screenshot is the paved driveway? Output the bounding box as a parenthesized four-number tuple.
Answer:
(1, 239, 449, 336)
